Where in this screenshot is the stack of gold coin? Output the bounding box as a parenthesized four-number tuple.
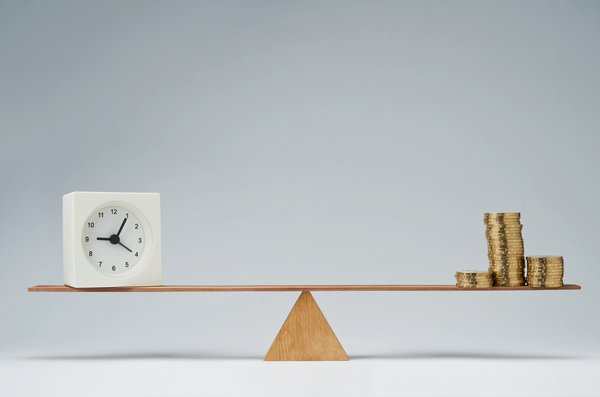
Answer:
(527, 256, 564, 288)
(484, 212, 525, 286)
(455, 271, 494, 288)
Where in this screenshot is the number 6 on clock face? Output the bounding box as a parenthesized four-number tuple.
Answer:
(63, 192, 162, 288)
(82, 206, 146, 274)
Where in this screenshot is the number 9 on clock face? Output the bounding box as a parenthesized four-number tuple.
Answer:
(82, 206, 146, 275)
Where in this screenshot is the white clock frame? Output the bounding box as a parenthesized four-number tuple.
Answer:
(63, 192, 162, 287)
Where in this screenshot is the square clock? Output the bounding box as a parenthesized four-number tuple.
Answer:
(63, 192, 162, 287)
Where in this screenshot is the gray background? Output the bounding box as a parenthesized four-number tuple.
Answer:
(0, 0, 599, 360)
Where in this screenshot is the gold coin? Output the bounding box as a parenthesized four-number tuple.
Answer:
(484, 212, 521, 219)
(527, 271, 564, 275)
(489, 258, 525, 262)
(493, 271, 525, 274)
(485, 217, 522, 222)
(527, 256, 565, 265)
(490, 270, 525, 274)
(456, 277, 492, 283)
(526, 258, 564, 265)
(528, 272, 564, 275)
(485, 221, 522, 226)
(486, 236, 524, 241)
(488, 256, 525, 260)
(487, 231, 524, 235)
(491, 263, 524, 266)
(488, 248, 525, 254)
(528, 277, 563, 280)
(485, 227, 523, 232)
(456, 270, 492, 275)
(526, 256, 563, 261)
(490, 259, 525, 262)
(457, 280, 493, 285)
(487, 239, 525, 244)
(527, 265, 564, 269)
(487, 238, 523, 242)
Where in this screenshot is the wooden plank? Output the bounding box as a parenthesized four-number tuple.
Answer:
(28, 284, 582, 292)
(264, 291, 348, 361)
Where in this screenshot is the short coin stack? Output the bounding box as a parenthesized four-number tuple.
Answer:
(455, 271, 494, 288)
(485, 212, 526, 286)
(527, 256, 564, 288)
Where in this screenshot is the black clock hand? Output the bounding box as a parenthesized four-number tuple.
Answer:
(116, 217, 127, 236)
(98, 235, 121, 245)
(98, 234, 131, 251)
(118, 242, 132, 252)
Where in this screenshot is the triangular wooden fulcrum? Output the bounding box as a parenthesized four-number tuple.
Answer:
(264, 291, 349, 361)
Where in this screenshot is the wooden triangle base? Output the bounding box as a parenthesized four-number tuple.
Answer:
(264, 291, 349, 361)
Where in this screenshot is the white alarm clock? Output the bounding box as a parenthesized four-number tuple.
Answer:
(63, 192, 162, 287)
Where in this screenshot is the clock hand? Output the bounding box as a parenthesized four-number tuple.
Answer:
(98, 235, 121, 245)
(116, 217, 127, 236)
(98, 234, 132, 252)
(118, 241, 132, 252)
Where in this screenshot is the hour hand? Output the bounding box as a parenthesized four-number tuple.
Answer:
(117, 217, 127, 236)
(97, 237, 111, 241)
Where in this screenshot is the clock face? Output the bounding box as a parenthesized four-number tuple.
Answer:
(81, 205, 146, 275)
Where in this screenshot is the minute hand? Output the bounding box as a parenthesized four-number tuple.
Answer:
(116, 217, 127, 236)
(118, 242, 132, 252)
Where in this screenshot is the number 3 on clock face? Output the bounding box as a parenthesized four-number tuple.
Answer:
(82, 206, 146, 274)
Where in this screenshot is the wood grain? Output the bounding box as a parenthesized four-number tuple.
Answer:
(28, 284, 582, 292)
(264, 291, 348, 361)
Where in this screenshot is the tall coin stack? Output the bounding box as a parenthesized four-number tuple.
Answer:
(527, 256, 564, 288)
(455, 271, 494, 288)
(484, 212, 526, 286)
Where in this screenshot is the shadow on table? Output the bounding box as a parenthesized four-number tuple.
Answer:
(352, 351, 591, 360)
(22, 352, 263, 360)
